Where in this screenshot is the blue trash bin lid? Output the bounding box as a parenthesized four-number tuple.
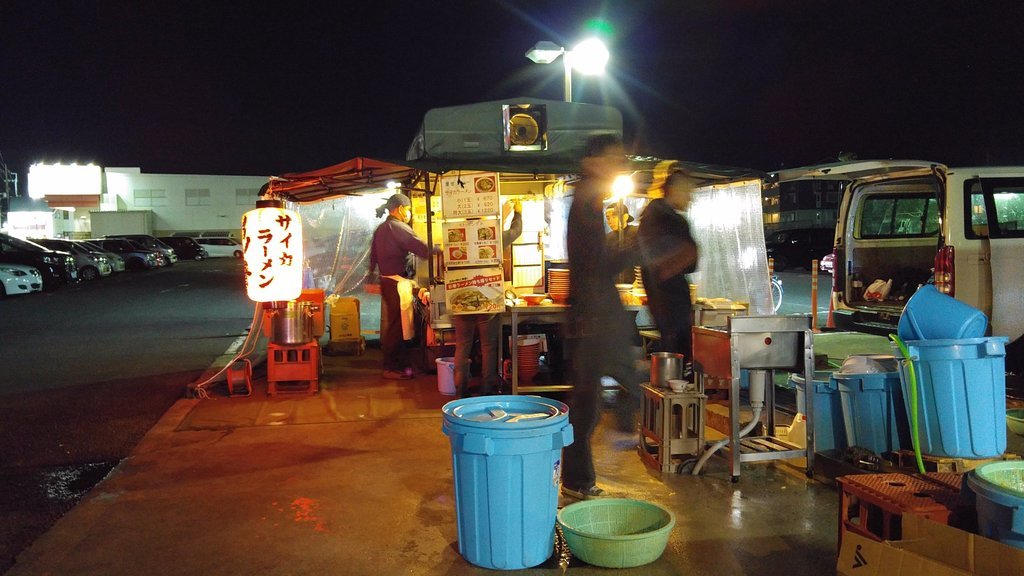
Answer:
(443, 395, 567, 430)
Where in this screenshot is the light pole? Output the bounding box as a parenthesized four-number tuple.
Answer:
(525, 38, 609, 103)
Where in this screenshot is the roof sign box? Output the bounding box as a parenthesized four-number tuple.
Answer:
(406, 98, 622, 173)
(28, 163, 102, 198)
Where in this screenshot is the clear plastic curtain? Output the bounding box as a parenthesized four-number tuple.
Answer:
(293, 194, 390, 333)
(687, 179, 773, 314)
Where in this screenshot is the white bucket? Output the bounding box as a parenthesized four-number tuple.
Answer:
(436, 357, 457, 395)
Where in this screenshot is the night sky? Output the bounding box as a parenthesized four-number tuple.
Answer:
(3, 1, 1023, 181)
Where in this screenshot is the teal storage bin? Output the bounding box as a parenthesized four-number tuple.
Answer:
(834, 368, 909, 456)
(967, 461, 1024, 549)
(898, 337, 1007, 459)
(791, 371, 845, 452)
(442, 395, 573, 570)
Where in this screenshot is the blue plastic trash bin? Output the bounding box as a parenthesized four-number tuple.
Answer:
(791, 371, 845, 452)
(967, 461, 1024, 549)
(834, 355, 909, 456)
(898, 337, 1007, 459)
(442, 395, 573, 570)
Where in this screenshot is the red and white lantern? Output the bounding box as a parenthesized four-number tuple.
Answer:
(242, 199, 303, 302)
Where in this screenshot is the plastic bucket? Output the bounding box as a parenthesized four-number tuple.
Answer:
(436, 357, 456, 395)
(898, 337, 1008, 458)
(834, 369, 909, 455)
(441, 395, 573, 570)
(967, 461, 1024, 549)
(791, 371, 846, 452)
(897, 284, 988, 341)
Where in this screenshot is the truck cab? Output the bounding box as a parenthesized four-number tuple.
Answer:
(776, 160, 1024, 373)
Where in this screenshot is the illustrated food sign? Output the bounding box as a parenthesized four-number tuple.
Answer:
(445, 266, 505, 315)
(442, 219, 500, 267)
(242, 204, 303, 302)
(441, 172, 500, 219)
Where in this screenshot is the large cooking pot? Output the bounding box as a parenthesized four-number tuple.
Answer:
(269, 301, 314, 345)
(650, 352, 685, 388)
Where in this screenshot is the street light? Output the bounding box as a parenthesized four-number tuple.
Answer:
(525, 38, 609, 102)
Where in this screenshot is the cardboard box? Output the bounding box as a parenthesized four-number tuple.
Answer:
(324, 336, 364, 356)
(837, 515, 1024, 576)
(329, 297, 361, 340)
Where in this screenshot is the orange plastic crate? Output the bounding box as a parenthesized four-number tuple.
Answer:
(837, 473, 960, 544)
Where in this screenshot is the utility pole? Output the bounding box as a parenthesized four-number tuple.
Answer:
(0, 151, 17, 230)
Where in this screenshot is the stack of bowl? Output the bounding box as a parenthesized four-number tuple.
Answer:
(518, 337, 542, 382)
(548, 269, 570, 304)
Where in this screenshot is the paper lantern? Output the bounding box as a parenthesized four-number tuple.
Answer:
(242, 199, 303, 302)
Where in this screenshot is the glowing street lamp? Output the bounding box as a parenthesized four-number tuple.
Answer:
(525, 38, 609, 102)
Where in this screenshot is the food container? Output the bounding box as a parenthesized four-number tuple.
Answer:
(268, 301, 314, 345)
(521, 294, 547, 305)
(650, 352, 685, 388)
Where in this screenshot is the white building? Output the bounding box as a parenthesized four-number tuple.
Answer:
(7, 163, 267, 239)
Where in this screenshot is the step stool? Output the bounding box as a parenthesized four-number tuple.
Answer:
(836, 472, 960, 546)
(639, 383, 706, 473)
(267, 341, 320, 395)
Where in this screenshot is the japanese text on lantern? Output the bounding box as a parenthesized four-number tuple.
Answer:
(242, 206, 304, 302)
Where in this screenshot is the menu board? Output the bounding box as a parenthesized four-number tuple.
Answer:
(442, 219, 501, 267)
(444, 266, 505, 315)
(441, 172, 501, 219)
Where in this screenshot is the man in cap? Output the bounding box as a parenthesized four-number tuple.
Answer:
(368, 192, 436, 379)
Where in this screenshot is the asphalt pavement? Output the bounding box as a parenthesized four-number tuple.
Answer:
(10, 327, 1019, 576)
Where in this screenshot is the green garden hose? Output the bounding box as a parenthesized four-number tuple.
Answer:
(890, 334, 925, 474)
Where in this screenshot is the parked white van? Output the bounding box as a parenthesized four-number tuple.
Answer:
(776, 160, 1024, 373)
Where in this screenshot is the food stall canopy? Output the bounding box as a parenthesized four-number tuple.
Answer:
(405, 97, 622, 174)
(266, 157, 418, 204)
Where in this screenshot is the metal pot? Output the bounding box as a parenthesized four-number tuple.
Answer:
(650, 352, 685, 388)
(269, 301, 314, 345)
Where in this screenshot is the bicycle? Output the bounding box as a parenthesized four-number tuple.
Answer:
(770, 275, 783, 313)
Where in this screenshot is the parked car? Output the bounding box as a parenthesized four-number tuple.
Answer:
(76, 240, 127, 273)
(0, 233, 77, 290)
(776, 159, 1024, 374)
(32, 238, 113, 281)
(819, 252, 835, 275)
(158, 236, 208, 260)
(91, 239, 162, 271)
(0, 263, 43, 296)
(74, 240, 125, 273)
(195, 237, 244, 258)
(765, 227, 835, 271)
(105, 234, 178, 266)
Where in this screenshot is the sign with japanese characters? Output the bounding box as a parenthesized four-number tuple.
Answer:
(444, 266, 505, 315)
(441, 172, 500, 219)
(442, 219, 501, 267)
(242, 205, 303, 302)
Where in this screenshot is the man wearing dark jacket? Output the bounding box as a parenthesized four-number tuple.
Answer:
(561, 134, 641, 500)
(639, 162, 699, 365)
(368, 193, 435, 380)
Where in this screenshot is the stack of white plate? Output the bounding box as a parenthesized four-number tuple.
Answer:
(548, 269, 570, 303)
